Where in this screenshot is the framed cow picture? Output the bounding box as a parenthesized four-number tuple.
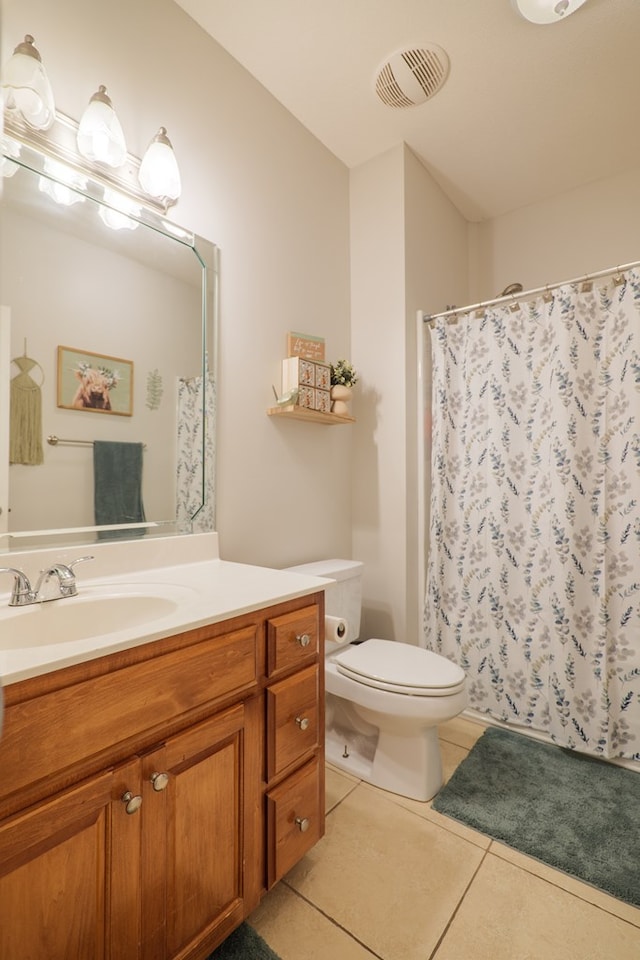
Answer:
(57, 346, 134, 416)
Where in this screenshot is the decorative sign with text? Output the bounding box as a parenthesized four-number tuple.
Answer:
(286, 331, 325, 362)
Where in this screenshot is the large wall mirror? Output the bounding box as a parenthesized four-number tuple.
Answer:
(0, 124, 218, 551)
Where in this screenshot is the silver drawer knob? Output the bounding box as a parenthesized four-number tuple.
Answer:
(121, 791, 143, 815)
(295, 816, 310, 833)
(295, 716, 310, 731)
(296, 633, 311, 648)
(150, 772, 170, 792)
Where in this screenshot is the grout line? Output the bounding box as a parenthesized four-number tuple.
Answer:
(487, 842, 640, 930)
(282, 881, 384, 959)
(427, 847, 490, 960)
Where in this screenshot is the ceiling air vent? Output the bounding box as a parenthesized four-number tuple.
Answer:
(374, 45, 450, 109)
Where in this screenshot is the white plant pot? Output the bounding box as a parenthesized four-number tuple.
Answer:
(330, 384, 352, 415)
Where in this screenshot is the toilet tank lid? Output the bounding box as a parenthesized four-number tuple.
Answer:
(284, 559, 363, 581)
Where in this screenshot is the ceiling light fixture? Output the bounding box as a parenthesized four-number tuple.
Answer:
(139, 127, 182, 202)
(512, 0, 589, 24)
(0, 34, 55, 130)
(77, 85, 127, 167)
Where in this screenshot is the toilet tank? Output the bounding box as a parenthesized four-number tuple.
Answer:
(284, 559, 363, 642)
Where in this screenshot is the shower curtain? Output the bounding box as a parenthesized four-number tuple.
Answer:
(424, 269, 640, 760)
(176, 373, 216, 532)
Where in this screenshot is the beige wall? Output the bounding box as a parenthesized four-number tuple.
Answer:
(469, 166, 640, 301)
(350, 145, 467, 645)
(1, 0, 352, 568)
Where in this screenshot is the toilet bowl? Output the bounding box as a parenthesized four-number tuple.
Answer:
(285, 560, 467, 802)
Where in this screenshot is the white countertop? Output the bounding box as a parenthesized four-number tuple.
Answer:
(0, 533, 330, 685)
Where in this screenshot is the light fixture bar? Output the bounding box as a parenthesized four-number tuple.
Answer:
(3, 110, 171, 214)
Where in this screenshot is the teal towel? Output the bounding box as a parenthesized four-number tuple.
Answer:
(93, 441, 146, 540)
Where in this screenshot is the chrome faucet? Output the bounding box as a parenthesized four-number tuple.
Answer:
(0, 567, 37, 606)
(0, 556, 94, 606)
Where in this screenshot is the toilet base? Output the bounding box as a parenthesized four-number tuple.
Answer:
(326, 700, 444, 802)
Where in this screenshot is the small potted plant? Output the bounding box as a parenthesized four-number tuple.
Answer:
(330, 359, 358, 414)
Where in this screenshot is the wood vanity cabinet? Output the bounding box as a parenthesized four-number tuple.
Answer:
(0, 591, 324, 960)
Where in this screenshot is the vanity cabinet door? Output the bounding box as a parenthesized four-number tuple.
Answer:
(140, 702, 259, 960)
(0, 761, 141, 960)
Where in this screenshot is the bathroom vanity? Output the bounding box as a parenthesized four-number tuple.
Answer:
(0, 534, 326, 960)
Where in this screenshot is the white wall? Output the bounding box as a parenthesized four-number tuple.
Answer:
(403, 148, 468, 644)
(350, 145, 467, 645)
(469, 166, 640, 301)
(1, 0, 352, 568)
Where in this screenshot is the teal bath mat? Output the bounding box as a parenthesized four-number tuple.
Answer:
(433, 726, 640, 907)
(207, 922, 281, 960)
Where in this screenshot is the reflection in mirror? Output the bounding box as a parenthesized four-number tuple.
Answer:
(0, 130, 218, 551)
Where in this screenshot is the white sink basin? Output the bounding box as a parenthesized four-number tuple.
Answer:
(0, 583, 197, 649)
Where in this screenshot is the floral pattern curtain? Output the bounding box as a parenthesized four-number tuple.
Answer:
(424, 270, 640, 760)
(176, 373, 216, 532)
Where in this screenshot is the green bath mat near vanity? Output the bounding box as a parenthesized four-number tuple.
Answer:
(207, 922, 282, 960)
(432, 726, 640, 907)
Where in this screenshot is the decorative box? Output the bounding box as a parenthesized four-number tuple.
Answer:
(298, 385, 316, 409)
(315, 362, 330, 390)
(315, 389, 331, 413)
(282, 358, 332, 412)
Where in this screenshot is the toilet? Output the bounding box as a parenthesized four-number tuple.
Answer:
(285, 559, 467, 802)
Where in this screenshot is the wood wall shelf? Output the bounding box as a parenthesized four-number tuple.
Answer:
(267, 405, 355, 425)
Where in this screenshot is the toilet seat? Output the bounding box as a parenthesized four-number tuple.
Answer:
(333, 638, 465, 697)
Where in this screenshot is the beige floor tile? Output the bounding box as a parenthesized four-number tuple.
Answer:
(434, 853, 640, 960)
(440, 736, 470, 784)
(326, 764, 360, 814)
(490, 840, 640, 928)
(438, 715, 487, 750)
(248, 882, 376, 960)
(285, 782, 485, 960)
(365, 737, 491, 851)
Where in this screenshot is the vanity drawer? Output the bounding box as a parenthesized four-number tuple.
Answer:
(266, 756, 322, 887)
(266, 605, 319, 677)
(266, 665, 319, 780)
(0, 624, 259, 807)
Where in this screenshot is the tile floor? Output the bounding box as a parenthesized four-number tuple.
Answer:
(248, 716, 640, 960)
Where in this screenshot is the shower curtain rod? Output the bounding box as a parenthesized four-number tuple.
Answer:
(424, 258, 640, 327)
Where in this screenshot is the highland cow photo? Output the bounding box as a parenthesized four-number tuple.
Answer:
(57, 346, 133, 416)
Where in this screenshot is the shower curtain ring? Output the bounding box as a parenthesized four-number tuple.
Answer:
(613, 267, 625, 286)
(580, 275, 593, 293)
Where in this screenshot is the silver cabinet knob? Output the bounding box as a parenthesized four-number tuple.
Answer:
(295, 816, 310, 833)
(121, 791, 143, 815)
(295, 716, 310, 731)
(296, 633, 311, 648)
(150, 772, 170, 792)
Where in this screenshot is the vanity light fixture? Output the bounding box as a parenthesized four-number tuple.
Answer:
(38, 157, 87, 207)
(512, 0, 589, 24)
(77, 85, 127, 167)
(0, 136, 21, 177)
(138, 127, 182, 202)
(0, 34, 55, 130)
(98, 187, 141, 231)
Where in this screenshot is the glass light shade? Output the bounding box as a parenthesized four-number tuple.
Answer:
(512, 0, 589, 23)
(99, 187, 140, 231)
(1, 35, 55, 130)
(139, 127, 181, 202)
(77, 85, 127, 167)
(38, 157, 87, 206)
(0, 137, 21, 177)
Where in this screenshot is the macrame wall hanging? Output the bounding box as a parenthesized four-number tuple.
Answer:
(10, 341, 44, 466)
